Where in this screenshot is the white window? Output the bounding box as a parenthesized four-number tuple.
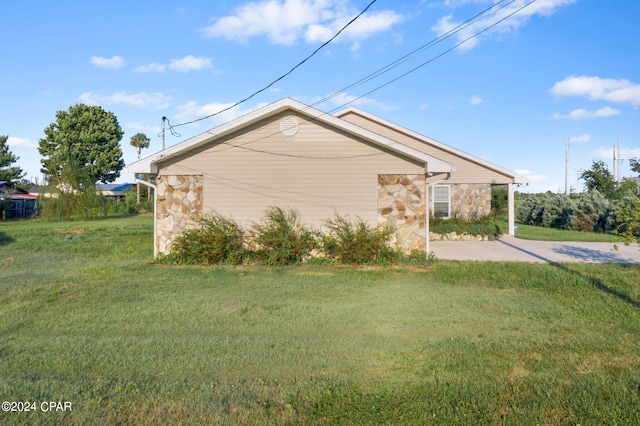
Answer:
(432, 185, 450, 218)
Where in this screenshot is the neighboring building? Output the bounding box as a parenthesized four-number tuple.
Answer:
(0, 181, 37, 218)
(126, 98, 528, 256)
(28, 183, 135, 199)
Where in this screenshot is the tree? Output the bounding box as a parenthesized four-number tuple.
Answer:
(130, 132, 150, 202)
(130, 133, 150, 160)
(0, 135, 24, 182)
(38, 104, 125, 184)
(630, 158, 640, 175)
(580, 160, 615, 200)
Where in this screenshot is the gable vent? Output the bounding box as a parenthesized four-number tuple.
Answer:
(279, 116, 299, 136)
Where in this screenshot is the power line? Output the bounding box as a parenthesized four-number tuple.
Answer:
(313, 0, 517, 109)
(326, 0, 538, 113)
(169, 0, 379, 130)
(160, 0, 538, 161)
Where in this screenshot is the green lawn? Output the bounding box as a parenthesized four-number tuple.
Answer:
(1, 215, 639, 425)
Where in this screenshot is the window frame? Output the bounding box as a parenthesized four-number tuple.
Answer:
(432, 185, 451, 218)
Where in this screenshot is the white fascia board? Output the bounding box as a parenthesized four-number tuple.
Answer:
(125, 98, 454, 175)
(334, 106, 529, 184)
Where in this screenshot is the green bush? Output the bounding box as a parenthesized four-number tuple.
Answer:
(249, 207, 317, 265)
(573, 190, 612, 232)
(170, 213, 245, 265)
(516, 193, 573, 229)
(322, 214, 397, 264)
(430, 215, 502, 240)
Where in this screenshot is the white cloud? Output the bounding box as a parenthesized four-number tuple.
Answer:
(126, 122, 161, 136)
(203, 0, 403, 46)
(90, 55, 125, 69)
(78, 91, 172, 110)
(551, 75, 640, 105)
(593, 147, 640, 160)
(432, 0, 577, 51)
(470, 95, 483, 105)
(514, 169, 547, 183)
(168, 55, 213, 72)
(7, 136, 36, 148)
(134, 55, 213, 73)
(569, 134, 590, 143)
(134, 63, 166, 73)
(553, 106, 621, 120)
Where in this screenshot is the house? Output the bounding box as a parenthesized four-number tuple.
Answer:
(126, 98, 528, 257)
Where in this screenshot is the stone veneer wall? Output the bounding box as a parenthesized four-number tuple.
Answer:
(156, 175, 203, 255)
(377, 174, 426, 254)
(449, 183, 492, 218)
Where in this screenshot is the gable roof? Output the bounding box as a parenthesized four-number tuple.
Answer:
(334, 106, 529, 184)
(126, 98, 454, 175)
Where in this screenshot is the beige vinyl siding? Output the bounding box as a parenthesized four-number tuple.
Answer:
(160, 111, 424, 228)
(338, 111, 514, 184)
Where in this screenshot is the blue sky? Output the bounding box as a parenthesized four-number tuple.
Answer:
(2, 0, 639, 193)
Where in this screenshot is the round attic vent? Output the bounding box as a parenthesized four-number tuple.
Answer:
(279, 116, 299, 136)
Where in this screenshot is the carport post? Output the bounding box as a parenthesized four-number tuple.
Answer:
(136, 178, 158, 257)
(508, 183, 515, 236)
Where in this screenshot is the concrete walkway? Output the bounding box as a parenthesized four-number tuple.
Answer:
(430, 235, 640, 263)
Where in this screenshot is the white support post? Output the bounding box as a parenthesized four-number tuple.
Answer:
(136, 178, 158, 258)
(508, 183, 515, 236)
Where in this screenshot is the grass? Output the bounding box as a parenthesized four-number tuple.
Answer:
(514, 223, 623, 242)
(1, 215, 640, 424)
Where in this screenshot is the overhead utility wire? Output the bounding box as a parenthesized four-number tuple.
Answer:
(169, 0, 379, 130)
(312, 0, 516, 109)
(187, 0, 533, 159)
(327, 0, 538, 114)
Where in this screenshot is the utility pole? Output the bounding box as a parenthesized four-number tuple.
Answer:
(565, 136, 570, 195)
(161, 116, 167, 150)
(617, 138, 622, 182)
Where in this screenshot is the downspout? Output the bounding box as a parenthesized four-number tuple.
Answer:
(424, 171, 451, 263)
(136, 178, 158, 258)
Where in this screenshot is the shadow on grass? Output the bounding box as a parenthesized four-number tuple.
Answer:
(498, 238, 640, 309)
(0, 231, 15, 246)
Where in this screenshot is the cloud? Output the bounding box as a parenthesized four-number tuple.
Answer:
(551, 75, 640, 105)
(90, 55, 125, 69)
(553, 106, 621, 120)
(134, 63, 166, 73)
(470, 95, 483, 105)
(514, 169, 547, 183)
(168, 55, 213, 72)
(568, 134, 590, 143)
(135, 55, 213, 73)
(7, 136, 37, 148)
(432, 0, 577, 51)
(203, 0, 403, 46)
(126, 122, 162, 136)
(78, 91, 173, 110)
(593, 147, 640, 161)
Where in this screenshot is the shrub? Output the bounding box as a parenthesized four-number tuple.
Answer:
(430, 215, 502, 240)
(541, 194, 573, 229)
(613, 195, 640, 244)
(170, 213, 245, 265)
(516, 194, 573, 229)
(322, 214, 397, 264)
(491, 185, 509, 218)
(249, 207, 317, 265)
(573, 190, 612, 232)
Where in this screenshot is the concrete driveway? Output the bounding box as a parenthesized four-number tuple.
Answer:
(430, 235, 640, 263)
